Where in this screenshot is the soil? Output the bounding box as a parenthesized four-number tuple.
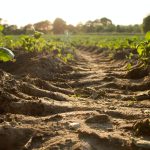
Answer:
(0, 48, 150, 150)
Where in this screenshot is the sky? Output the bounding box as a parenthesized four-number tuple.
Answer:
(0, 0, 150, 27)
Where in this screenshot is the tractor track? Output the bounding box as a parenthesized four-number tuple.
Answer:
(0, 48, 150, 150)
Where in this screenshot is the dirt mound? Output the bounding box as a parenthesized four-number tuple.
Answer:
(0, 50, 73, 79)
(126, 66, 150, 79)
(113, 49, 137, 60)
(0, 123, 34, 150)
(133, 119, 150, 136)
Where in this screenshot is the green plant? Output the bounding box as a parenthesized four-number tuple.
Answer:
(137, 32, 150, 66)
(0, 47, 15, 62)
(0, 25, 15, 62)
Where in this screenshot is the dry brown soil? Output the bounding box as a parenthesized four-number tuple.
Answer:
(0, 48, 150, 150)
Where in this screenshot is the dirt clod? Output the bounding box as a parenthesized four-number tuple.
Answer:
(133, 119, 150, 136)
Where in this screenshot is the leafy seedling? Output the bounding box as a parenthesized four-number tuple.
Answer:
(0, 47, 15, 62)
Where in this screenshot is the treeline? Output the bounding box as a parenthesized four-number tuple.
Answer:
(76, 18, 141, 33)
(0, 16, 149, 35)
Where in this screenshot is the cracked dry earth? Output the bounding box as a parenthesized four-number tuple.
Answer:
(0, 47, 150, 150)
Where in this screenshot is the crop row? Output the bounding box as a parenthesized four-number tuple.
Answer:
(0, 28, 150, 67)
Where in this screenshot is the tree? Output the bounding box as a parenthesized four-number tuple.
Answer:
(67, 24, 77, 33)
(133, 24, 141, 33)
(76, 23, 84, 33)
(116, 25, 123, 32)
(100, 17, 112, 26)
(82, 18, 113, 33)
(53, 18, 66, 34)
(23, 24, 34, 34)
(34, 20, 52, 33)
(3, 25, 18, 35)
(95, 25, 104, 32)
(84, 21, 95, 33)
(143, 15, 150, 33)
(104, 24, 116, 32)
(0, 18, 2, 24)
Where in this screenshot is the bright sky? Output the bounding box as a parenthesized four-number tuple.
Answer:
(0, 0, 150, 27)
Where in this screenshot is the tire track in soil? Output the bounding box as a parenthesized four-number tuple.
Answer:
(0, 48, 150, 150)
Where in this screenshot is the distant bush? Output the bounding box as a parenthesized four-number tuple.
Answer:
(143, 15, 150, 33)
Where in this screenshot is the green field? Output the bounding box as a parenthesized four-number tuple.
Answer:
(1, 32, 149, 68)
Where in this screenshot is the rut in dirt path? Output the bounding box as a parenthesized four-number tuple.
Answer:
(0, 48, 150, 150)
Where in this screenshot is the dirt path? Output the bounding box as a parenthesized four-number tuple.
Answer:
(0, 48, 150, 150)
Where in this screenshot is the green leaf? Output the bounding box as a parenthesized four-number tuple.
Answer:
(63, 57, 68, 63)
(137, 47, 144, 56)
(0, 25, 4, 32)
(57, 53, 62, 58)
(145, 31, 150, 41)
(66, 53, 74, 60)
(34, 31, 43, 39)
(0, 47, 15, 62)
(127, 63, 132, 70)
(128, 52, 133, 59)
